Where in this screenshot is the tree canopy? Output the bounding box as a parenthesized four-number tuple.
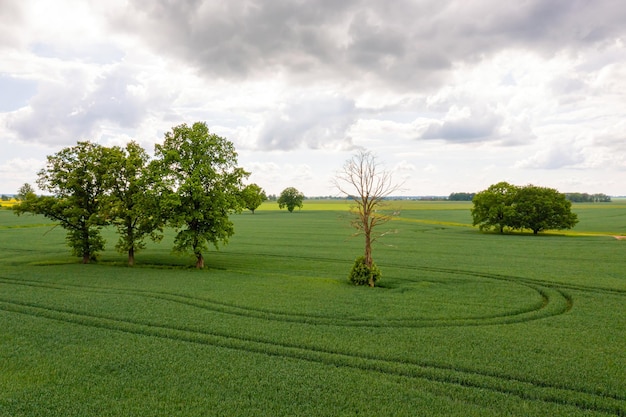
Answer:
(471, 181, 519, 233)
(155, 122, 249, 268)
(241, 183, 267, 214)
(14, 141, 114, 263)
(511, 185, 578, 234)
(277, 187, 304, 213)
(108, 141, 165, 266)
(472, 182, 578, 234)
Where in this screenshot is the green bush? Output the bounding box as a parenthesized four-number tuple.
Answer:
(348, 256, 381, 286)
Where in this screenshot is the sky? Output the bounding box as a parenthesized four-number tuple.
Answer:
(1, 0, 625, 197)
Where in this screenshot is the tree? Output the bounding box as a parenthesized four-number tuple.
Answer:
(241, 183, 267, 214)
(472, 182, 579, 235)
(13, 142, 113, 263)
(108, 141, 165, 266)
(471, 182, 519, 233)
(16, 183, 36, 201)
(277, 187, 304, 212)
(333, 150, 401, 287)
(155, 122, 248, 268)
(512, 185, 578, 234)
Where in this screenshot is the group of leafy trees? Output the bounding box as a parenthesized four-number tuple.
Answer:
(471, 181, 579, 234)
(14, 122, 268, 267)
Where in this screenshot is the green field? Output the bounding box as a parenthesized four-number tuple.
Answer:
(0, 201, 624, 416)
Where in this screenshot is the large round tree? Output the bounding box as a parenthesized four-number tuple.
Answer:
(13, 141, 114, 263)
(277, 187, 304, 212)
(471, 181, 519, 233)
(512, 185, 579, 234)
(155, 122, 249, 268)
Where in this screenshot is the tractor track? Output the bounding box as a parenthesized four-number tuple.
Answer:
(1, 275, 624, 415)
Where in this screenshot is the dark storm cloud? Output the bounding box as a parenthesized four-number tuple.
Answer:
(109, 0, 626, 89)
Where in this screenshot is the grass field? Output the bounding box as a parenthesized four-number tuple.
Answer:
(0, 201, 624, 416)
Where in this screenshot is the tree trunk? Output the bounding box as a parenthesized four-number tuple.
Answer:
(128, 247, 135, 266)
(196, 252, 204, 269)
(364, 228, 374, 287)
(82, 253, 90, 264)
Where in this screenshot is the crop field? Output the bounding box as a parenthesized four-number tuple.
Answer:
(0, 201, 624, 416)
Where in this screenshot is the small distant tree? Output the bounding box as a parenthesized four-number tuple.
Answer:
(277, 187, 304, 212)
(333, 150, 401, 287)
(241, 183, 267, 214)
(16, 183, 36, 201)
(471, 182, 519, 233)
(155, 122, 248, 268)
(13, 142, 114, 263)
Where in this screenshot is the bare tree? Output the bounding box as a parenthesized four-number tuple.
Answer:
(334, 150, 401, 287)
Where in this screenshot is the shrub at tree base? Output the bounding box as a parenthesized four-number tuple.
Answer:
(348, 256, 382, 286)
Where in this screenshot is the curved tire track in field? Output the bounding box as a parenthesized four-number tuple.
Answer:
(0, 276, 624, 415)
(0, 271, 567, 328)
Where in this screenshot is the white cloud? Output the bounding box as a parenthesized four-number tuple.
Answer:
(0, 157, 45, 194)
(515, 142, 586, 169)
(256, 93, 358, 151)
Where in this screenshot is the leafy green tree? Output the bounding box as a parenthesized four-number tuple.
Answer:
(471, 182, 519, 233)
(512, 185, 578, 234)
(277, 187, 304, 212)
(16, 183, 36, 201)
(241, 183, 267, 214)
(155, 122, 249, 268)
(333, 150, 400, 287)
(108, 141, 165, 266)
(13, 142, 114, 263)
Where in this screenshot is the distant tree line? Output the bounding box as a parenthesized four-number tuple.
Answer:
(14, 122, 267, 268)
(564, 192, 611, 203)
(471, 181, 578, 235)
(452, 191, 611, 202)
(448, 192, 475, 201)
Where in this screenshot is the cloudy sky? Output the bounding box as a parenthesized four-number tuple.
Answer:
(1, 0, 625, 197)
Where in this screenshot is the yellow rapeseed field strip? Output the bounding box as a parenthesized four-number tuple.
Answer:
(0, 199, 18, 208)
